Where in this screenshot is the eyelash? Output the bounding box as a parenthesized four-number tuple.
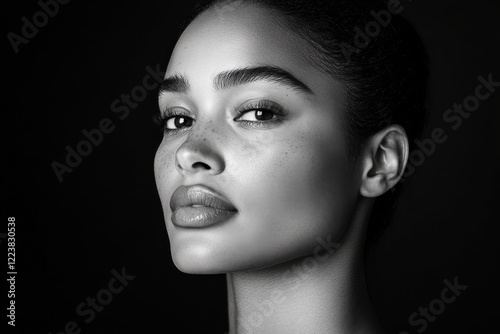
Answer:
(154, 100, 286, 134)
(153, 109, 191, 135)
(234, 100, 286, 128)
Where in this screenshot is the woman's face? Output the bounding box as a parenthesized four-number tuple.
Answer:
(154, 4, 360, 274)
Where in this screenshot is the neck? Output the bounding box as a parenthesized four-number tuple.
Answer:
(226, 198, 383, 334)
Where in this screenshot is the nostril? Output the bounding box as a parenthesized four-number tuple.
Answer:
(192, 162, 211, 170)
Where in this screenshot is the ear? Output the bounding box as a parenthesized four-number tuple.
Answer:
(359, 125, 409, 198)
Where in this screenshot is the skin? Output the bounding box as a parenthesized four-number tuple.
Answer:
(154, 2, 408, 333)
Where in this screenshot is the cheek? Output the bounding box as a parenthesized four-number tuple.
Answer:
(233, 129, 356, 263)
(154, 122, 356, 272)
(154, 139, 177, 204)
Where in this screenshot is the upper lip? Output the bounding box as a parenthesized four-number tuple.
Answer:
(169, 185, 237, 212)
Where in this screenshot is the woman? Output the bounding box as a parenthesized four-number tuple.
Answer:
(154, 0, 428, 332)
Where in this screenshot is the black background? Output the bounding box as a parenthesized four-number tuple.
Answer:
(4, 0, 500, 333)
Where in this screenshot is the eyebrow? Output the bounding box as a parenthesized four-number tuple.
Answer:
(159, 74, 190, 94)
(214, 66, 314, 95)
(159, 65, 314, 95)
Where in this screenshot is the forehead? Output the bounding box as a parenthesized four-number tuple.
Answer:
(166, 4, 317, 81)
(163, 3, 346, 123)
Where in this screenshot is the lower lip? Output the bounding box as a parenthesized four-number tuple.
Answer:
(171, 206, 237, 228)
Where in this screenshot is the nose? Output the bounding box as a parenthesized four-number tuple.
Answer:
(175, 134, 225, 176)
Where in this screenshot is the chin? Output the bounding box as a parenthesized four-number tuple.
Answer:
(171, 256, 221, 275)
(169, 238, 319, 275)
(170, 247, 261, 275)
(170, 240, 233, 274)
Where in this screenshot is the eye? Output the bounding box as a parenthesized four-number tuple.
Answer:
(234, 100, 287, 128)
(238, 109, 276, 122)
(165, 115, 194, 130)
(154, 109, 194, 134)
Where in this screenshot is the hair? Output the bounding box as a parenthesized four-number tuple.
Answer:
(179, 0, 430, 242)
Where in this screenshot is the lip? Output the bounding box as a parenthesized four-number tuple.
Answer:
(169, 185, 237, 228)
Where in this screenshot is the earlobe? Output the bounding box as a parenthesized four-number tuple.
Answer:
(359, 125, 409, 198)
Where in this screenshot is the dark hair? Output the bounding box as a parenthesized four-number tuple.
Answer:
(181, 0, 430, 241)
